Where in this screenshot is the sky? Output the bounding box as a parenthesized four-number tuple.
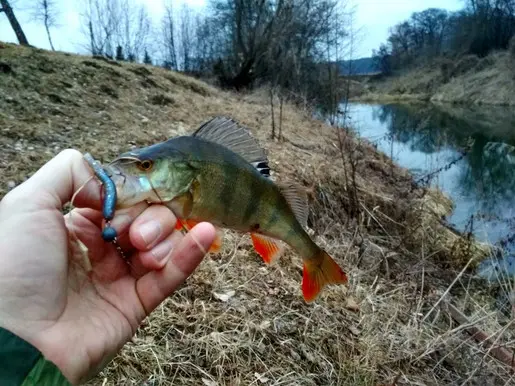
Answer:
(1, 0, 464, 59)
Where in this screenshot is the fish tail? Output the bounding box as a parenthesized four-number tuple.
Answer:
(302, 249, 348, 302)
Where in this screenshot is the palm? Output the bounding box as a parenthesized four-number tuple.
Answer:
(0, 202, 145, 382)
(43, 207, 147, 383)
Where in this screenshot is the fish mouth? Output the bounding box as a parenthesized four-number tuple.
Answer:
(103, 158, 162, 208)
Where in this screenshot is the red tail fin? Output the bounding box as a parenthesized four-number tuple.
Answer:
(302, 250, 348, 302)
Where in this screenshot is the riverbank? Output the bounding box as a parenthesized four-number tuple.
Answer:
(0, 42, 511, 385)
(354, 51, 515, 106)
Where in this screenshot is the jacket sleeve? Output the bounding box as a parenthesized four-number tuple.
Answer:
(0, 327, 71, 386)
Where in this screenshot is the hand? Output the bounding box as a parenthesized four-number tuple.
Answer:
(0, 149, 215, 384)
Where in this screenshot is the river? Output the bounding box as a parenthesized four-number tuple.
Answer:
(344, 102, 515, 257)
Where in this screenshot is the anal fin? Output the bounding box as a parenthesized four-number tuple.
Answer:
(251, 233, 284, 264)
(175, 218, 223, 253)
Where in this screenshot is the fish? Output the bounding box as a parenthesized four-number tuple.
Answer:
(104, 116, 348, 302)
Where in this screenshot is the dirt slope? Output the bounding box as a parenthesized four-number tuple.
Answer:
(0, 42, 511, 386)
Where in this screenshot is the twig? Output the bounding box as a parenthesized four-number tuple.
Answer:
(441, 300, 515, 369)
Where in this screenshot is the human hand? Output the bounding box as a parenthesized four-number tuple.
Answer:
(0, 149, 215, 384)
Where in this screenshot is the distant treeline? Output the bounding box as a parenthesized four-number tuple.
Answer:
(373, 0, 515, 74)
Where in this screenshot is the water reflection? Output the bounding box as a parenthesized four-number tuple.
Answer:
(346, 102, 515, 252)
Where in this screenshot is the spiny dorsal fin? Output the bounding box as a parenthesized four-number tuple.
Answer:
(278, 182, 309, 228)
(192, 116, 270, 177)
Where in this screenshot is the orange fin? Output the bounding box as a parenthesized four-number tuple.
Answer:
(302, 250, 348, 302)
(251, 233, 283, 264)
(175, 219, 223, 253)
(209, 228, 223, 253)
(175, 218, 185, 231)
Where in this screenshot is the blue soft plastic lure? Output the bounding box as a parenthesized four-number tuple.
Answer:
(84, 153, 118, 242)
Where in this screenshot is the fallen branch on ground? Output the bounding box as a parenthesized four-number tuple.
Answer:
(441, 300, 515, 369)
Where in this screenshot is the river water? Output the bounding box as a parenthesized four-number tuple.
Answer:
(345, 102, 515, 257)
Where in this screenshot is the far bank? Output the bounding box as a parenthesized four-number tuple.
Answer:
(350, 51, 515, 106)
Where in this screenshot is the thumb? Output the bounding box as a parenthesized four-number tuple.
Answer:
(6, 149, 103, 211)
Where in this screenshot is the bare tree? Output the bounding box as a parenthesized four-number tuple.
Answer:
(79, 0, 118, 55)
(161, 1, 178, 70)
(0, 0, 29, 46)
(79, 0, 151, 60)
(178, 4, 194, 72)
(31, 0, 59, 51)
(115, 0, 151, 62)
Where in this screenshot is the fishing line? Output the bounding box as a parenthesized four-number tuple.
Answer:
(69, 175, 95, 273)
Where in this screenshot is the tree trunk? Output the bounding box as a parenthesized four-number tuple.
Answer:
(269, 87, 275, 139)
(44, 17, 55, 51)
(0, 0, 29, 46)
(278, 92, 283, 141)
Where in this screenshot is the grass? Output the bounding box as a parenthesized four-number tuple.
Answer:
(355, 52, 515, 106)
(0, 42, 513, 385)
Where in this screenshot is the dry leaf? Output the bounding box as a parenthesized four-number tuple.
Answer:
(349, 325, 360, 336)
(254, 372, 270, 384)
(345, 297, 360, 312)
(213, 290, 235, 302)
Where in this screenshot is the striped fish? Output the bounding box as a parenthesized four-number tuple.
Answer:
(105, 117, 348, 302)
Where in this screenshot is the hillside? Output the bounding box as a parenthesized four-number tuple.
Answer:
(337, 57, 379, 75)
(355, 52, 515, 105)
(0, 42, 512, 386)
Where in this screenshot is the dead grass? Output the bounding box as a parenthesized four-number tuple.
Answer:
(357, 52, 515, 106)
(0, 42, 513, 385)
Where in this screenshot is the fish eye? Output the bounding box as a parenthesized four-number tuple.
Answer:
(138, 159, 153, 171)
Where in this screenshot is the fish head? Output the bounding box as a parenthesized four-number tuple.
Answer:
(105, 140, 196, 208)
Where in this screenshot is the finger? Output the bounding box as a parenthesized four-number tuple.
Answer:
(135, 222, 215, 314)
(129, 231, 184, 278)
(5, 149, 102, 211)
(129, 205, 178, 251)
(65, 202, 149, 255)
(106, 202, 149, 252)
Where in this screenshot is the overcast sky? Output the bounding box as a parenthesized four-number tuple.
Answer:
(1, 0, 463, 59)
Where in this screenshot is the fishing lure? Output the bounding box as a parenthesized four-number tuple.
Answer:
(83, 153, 118, 242)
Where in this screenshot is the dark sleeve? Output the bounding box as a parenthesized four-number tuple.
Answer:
(0, 327, 72, 386)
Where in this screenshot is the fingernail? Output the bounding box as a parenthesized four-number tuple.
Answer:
(139, 221, 162, 246)
(151, 239, 173, 262)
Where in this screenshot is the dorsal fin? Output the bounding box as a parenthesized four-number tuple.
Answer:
(278, 182, 309, 228)
(192, 116, 270, 177)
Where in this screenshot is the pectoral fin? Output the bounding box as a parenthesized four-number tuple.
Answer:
(175, 218, 223, 253)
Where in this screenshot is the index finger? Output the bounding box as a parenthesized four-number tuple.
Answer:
(135, 222, 216, 315)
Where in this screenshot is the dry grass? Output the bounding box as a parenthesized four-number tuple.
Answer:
(0, 42, 513, 385)
(357, 52, 515, 106)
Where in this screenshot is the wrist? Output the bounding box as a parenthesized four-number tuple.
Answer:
(0, 326, 72, 385)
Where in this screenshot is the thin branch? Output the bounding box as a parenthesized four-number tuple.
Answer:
(442, 300, 515, 370)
